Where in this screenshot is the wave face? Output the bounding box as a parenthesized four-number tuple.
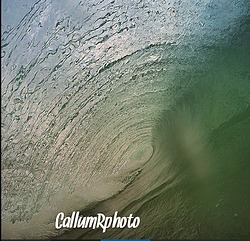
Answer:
(1, 0, 250, 239)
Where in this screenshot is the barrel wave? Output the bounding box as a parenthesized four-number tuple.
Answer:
(1, 0, 250, 239)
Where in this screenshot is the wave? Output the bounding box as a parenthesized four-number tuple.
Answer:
(1, 0, 250, 239)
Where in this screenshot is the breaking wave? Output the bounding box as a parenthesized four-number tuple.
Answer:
(1, 0, 250, 239)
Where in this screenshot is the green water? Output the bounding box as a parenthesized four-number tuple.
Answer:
(1, 0, 250, 239)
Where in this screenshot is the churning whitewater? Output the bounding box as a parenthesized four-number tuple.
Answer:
(1, 0, 250, 239)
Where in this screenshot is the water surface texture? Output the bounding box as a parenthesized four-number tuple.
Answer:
(1, 0, 250, 239)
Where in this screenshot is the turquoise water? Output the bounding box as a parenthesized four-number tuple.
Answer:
(1, 0, 250, 239)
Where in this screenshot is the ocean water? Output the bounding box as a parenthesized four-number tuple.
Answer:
(1, 0, 250, 239)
